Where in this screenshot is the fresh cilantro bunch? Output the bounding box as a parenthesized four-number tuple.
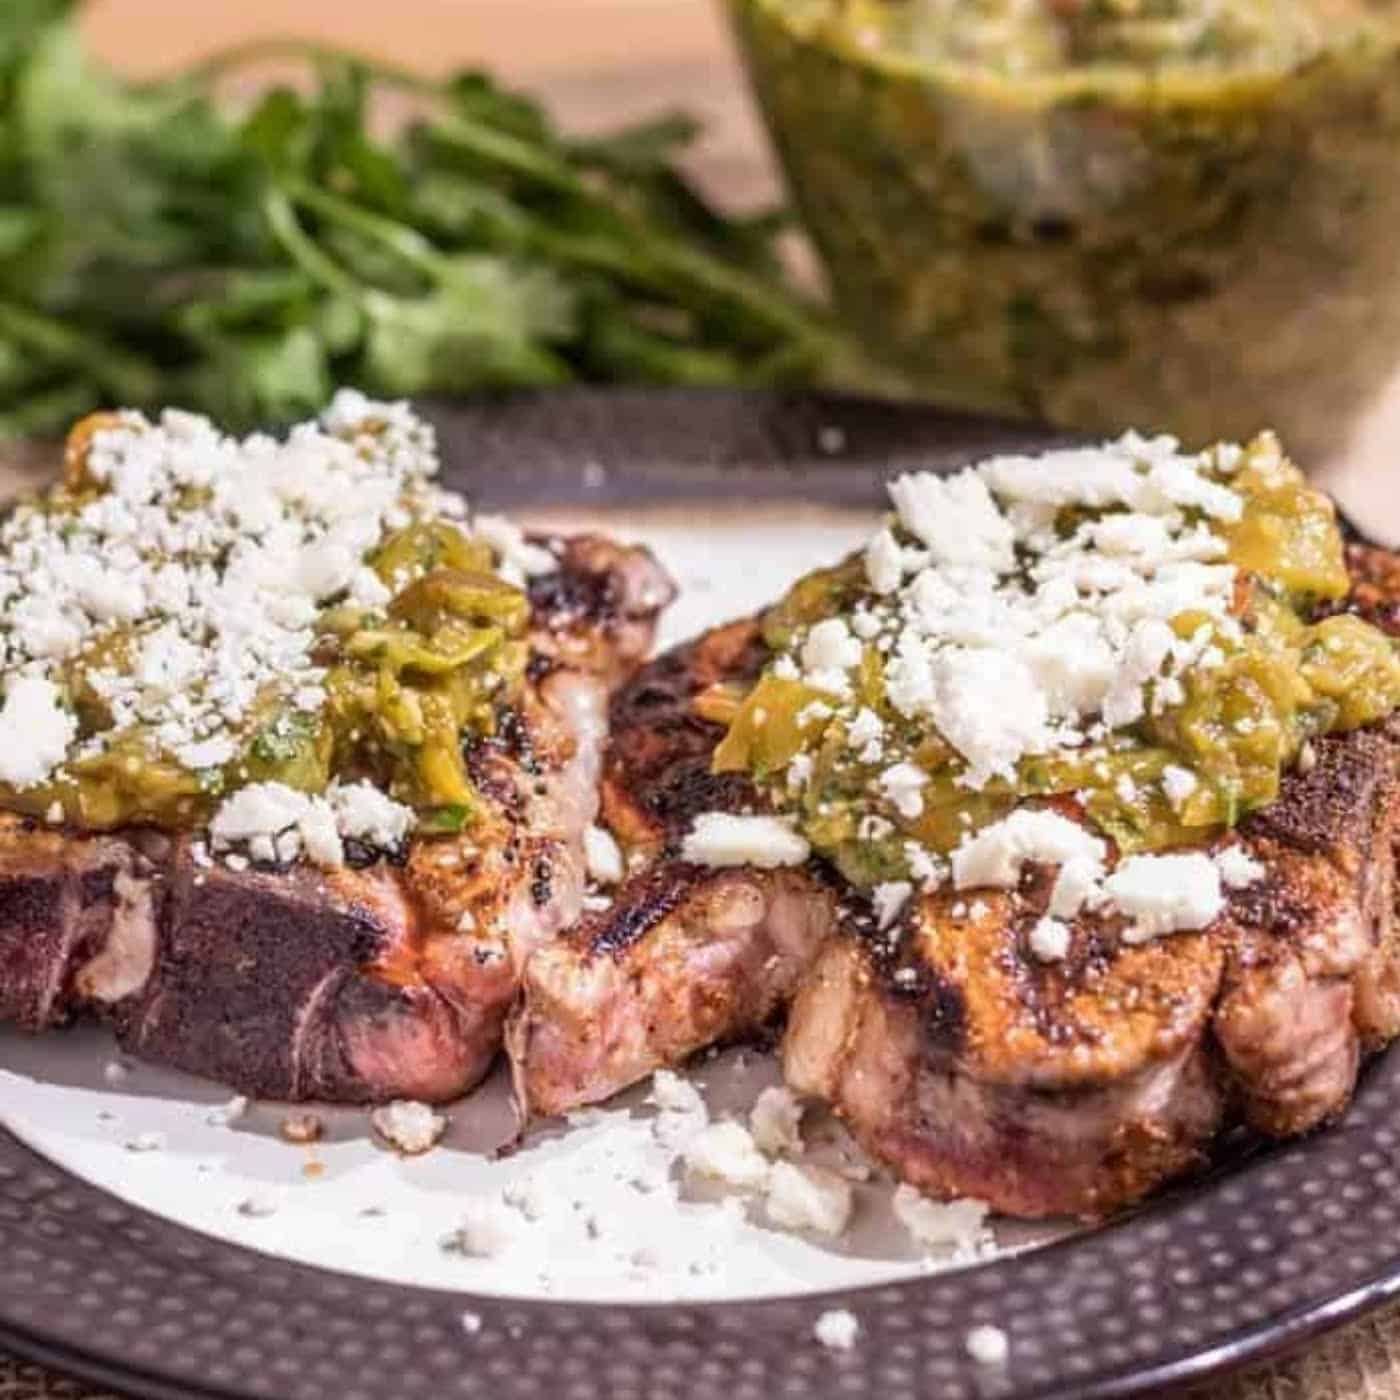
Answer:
(0, 3, 859, 435)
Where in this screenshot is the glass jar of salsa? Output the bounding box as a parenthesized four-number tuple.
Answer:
(727, 0, 1400, 465)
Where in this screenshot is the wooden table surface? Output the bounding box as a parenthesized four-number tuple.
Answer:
(2, 6, 1399, 1400)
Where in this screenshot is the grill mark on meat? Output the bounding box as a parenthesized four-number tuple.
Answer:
(1226, 874, 1308, 949)
(585, 865, 708, 958)
(506, 619, 848, 1119)
(510, 863, 840, 1118)
(525, 535, 679, 691)
(528, 556, 620, 627)
(652, 770, 758, 848)
(920, 977, 967, 1050)
(531, 852, 554, 908)
(495, 706, 541, 776)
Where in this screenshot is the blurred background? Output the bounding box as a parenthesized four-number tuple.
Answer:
(3, 0, 1391, 523)
(84, 0, 776, 205)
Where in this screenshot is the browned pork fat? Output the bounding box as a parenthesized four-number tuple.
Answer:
(0, 537, 674, 1104)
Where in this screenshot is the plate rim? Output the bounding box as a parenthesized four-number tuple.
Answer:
(1, 387, 1395, 1400)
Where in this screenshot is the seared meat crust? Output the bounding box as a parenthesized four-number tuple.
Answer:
(508, 618, 841, 1118)
(0, 536, 673, 1104)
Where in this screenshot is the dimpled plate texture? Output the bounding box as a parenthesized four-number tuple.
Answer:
(1, 388, 1397, 1400)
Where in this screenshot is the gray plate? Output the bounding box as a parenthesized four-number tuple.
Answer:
(0, 388, 1396, 1400)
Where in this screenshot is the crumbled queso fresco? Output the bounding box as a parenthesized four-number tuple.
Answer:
(684, 432, 1316, 941)
(826, 433, 1246, 786)
(0, 391, 554, 865)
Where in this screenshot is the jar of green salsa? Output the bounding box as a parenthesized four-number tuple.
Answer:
(727, 0, 1400, 465)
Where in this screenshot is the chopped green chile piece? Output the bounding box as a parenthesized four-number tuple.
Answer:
(420, 803, 472, 834)
(372, 521, 495, 587)
(242, 709, 333, 794)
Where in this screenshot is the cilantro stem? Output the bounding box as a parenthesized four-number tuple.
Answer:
(422, 122, 843, 353)
(259, 186, 363, 301)
(282, 178, 448, 284)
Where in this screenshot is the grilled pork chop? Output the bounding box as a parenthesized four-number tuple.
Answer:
(512, 540, 1400, 1220)
(508, 617, 841, 1117)
(784, 543, 1400, 1219)
(0, 537, 674, 1103)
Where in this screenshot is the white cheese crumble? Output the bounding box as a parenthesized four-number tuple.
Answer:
(814, 1309, 861, 1352)
(370, 1100, 448, 1156)
(681, 1121, 772, 1191)
(864, 528, 904, 595)
(209, 779, 416, 869)
(802, 617, 864, 677)
(1161, 764, 1199, 810)
(1048, 856, 1103, 920)
(1028, 916, 1072, 962)
(951, 810, 1238, 943)
(206, 1095, 249, 1128)
(209, 783, 344, 869)
(443, 1199, 517, 1259)
(472, 514, 556, 588)
(952, 810, 1106, 892)
(1104, 853, 1223, 943)
(1215, 844, 1266, 889)
(891, 1186, 991, 1255)
(888, 470, 1014, 571)
(681, 813, 811, 869)
(764, 1162, 853, 1237)
(650, 1069, 707, 1117)
(872, 880, 914, 930)
(966, 1324, 1010, 1366)
(749, 1085, 805, 1157)
(328, 781, 415, 851)
(584, 824, 625, 885)
(879, 762, 928, 820)
(0, 677, 76, 788)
